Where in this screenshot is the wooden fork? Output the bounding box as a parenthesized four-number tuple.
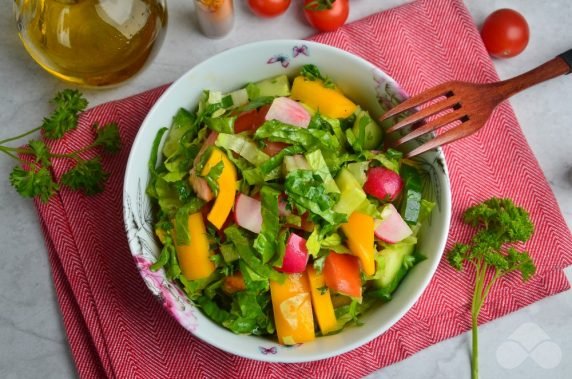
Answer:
(380, 49, 572, 158)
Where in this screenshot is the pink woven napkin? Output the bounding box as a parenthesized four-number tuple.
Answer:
(36, 0, 572, 377)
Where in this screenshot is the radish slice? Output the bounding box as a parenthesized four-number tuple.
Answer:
(279, 233, 310, 273)
(363, 167, 403, 202)
(234, 193, 262, 234)
(189, 131, 219, 201)
(374, 204, 413, 243)
(190, 175, 214, 202)
(265, 97, 311, 128)
(278, 194, 291, 217)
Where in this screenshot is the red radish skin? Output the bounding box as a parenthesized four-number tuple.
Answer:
(374, 204, 413, 243)
(265, 97, 311, 128)
(280, 233, 310, 273)
(234, 193, 263, 234)
(189, 131, 219, 201)
(363, 167, 403, 201)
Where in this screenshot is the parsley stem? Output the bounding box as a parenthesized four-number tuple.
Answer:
(471, 312, 479, 379)
(470, 258, 487, 379)
(479, 271, 501, 309)
(0, 146, 22, 161)
(49, 144, 96, 160)
(0, 127, 41, 145)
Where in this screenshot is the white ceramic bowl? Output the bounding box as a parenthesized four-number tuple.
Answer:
(123, 40, 451, 363)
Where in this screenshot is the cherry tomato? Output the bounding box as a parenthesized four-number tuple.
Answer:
(248, 0, 291, 18)
(481, 9, 529, 58)
(303, 0, 349, 33)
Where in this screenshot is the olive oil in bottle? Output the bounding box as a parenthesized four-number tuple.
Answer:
(14, 0, 168, 87)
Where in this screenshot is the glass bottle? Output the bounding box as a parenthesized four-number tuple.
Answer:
(13, 0, 168, 87)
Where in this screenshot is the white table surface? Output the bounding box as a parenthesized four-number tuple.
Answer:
(1, 1, 571, 378)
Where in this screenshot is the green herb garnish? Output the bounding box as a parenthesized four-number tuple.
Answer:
(1, 90, 121, 201)
(447, 198, 536, 379)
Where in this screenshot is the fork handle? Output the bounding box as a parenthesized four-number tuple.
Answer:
(558, 49, 572, 72)
(495, 49, 572, 100)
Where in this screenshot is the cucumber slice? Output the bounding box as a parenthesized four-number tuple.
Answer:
(374, 242, 415, 288)
(333, 187, 366, 215)
(335, 167, 361, 192)
(352, 110, 383, 150)
(333, 168, 367, 215)
(399, 163, 423, 225)
(248, 75, 291, 99)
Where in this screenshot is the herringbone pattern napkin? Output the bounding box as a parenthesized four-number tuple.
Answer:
(36, 0, 572, 377)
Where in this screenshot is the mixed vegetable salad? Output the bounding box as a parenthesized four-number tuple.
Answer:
(147, 65, 434, 345)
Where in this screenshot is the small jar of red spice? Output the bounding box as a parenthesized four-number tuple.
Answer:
(195, 0, 235, 38)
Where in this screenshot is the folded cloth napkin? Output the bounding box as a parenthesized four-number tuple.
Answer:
(36, 0, 572, 377)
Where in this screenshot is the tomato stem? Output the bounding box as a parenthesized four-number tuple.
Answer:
(305, 0, 335, 11)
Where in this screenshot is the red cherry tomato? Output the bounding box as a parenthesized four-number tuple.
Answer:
(303, 0, 349, 33)
(481, 9, 529, 58)
(248, 0, 291, 18)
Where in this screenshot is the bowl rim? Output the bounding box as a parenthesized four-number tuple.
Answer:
(123, 39, 452, 363)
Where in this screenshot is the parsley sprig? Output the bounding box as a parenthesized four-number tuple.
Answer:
(447, 198, 536, 379)
(299, 64, 335, 89)
(1, 89, 121, 202)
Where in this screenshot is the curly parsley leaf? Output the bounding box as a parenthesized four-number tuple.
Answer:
(446, 197, 536, 379)
(93, 122, 122, 154)
(9, 166, 58, 202)
(53, 89, 88, 114)
(28, 140, 51, 167)
(42, 90, 88, 139)
(61, 158, 109, 195)
(300, 64, 335, 89)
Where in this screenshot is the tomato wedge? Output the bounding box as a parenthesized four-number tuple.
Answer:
(262, 141, 289, 156)
(233, 105, 271, 133)
(323, 251, 362, 299)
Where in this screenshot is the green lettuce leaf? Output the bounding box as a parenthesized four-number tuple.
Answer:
(285, 170, 347, 225)
(215, 133, 270, 166)
(174, 198, 206, 245)
(162, 108, 197, 158)
(254, 120, 340, 152)
(253, 186, 281, 263)
(224, 225, 284, 283)
(206, 116, 236, 134)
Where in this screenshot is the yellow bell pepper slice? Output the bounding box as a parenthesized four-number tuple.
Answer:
(290, 76, 357, 119)
(201, 147, 237, 229)
(307, 266, 338, 335)
(341, 212, 376, 276)
(270, 272, 315, 345)
(175, 213, 215, 280)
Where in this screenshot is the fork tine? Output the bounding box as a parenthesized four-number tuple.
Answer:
(405, 119, 479, 158)
(393, 109, 466, 146)
(379, 82, 452, 122)
(385, 95, 461, 134)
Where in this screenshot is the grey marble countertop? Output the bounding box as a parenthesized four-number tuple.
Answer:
(1, 1, 570, 378)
